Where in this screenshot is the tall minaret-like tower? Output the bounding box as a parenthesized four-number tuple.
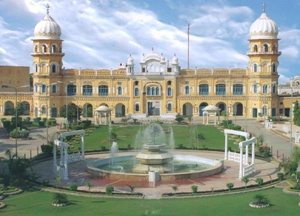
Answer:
(247, 3, 281, 117)
(32, 4, 65, 118)
(31, 4, 64, 77)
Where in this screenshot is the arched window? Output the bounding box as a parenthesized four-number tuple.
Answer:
(98, 85, 108, 96)
(253, 84, 257, 93)
(51, 64, 56, 73)
(83, 85, 92, 96)
(216, 84, 226, 95)
(253, 45, 258, 52)
(167, 103, 172, 112)
(272, 85, 276, 94)
(51, 45, 56, 53)
(135, 103, 140, 112)
(34, 45, 38, 52)
(134, 88, 139, 96)
(118, 86, 122, 95)
(52, 85, 57, 93)
(263, 85, 268, 94)
(42, 45, 47, 53)
(42, 85, 46, 93)
(41, 106, 46, 114)
(155, 87, 159, 95)
(35, 64, 38, 72)
(272, 64, 276, 73)
(167, 87, 172, 96)
(263, 44, 268, 52)
(199, 84, 208, 95)
(185, 86, 190, 95)
(151, 87, 155, 95)
(253, 64, 258, 72)
(67, 84, 76, 96)
(233, 84, 243, 95)
(147, 87, 151, 95)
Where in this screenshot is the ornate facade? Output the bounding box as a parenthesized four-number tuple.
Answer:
(0, 5, 299, 121)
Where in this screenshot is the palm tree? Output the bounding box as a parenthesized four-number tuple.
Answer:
(86, 181, 93, 193)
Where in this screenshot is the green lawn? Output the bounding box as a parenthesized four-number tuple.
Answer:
(69, 125, 239, 153)
(1, 188, 299, 216)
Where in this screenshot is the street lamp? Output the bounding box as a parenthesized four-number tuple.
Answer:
(290, 77, 294, 156)
(226, 80, 232, 125)
(1, 84, 30, 155)
(66, 81, 75, 130)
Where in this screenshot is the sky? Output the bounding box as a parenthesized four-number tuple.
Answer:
(0, 0, 300, 83)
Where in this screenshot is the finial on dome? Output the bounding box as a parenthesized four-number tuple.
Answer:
(46, 3, 50, 15)
(262, 2, 266, 13)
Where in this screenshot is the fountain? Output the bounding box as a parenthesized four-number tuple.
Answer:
(87, 123, 223, 182)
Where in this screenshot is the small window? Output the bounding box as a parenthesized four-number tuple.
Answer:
(167, 67, 172, 72)
(51, 64, 56, 73)
(167, 103, 172, 112)
(272, 64, 276, 73)
(185, 86, 190, 95)
(167, 87, 172, 96)
(263, 44, 268, 52)
(117, 82, 122, 85)
(42, 85, 46, 93)
(134, 81, 139, 85)
(253, 45, 258, 52)
(135, 103, 140, 112)
(263, 85, 268, 94)
(52, 85, 57, 93)
(185, 81, 189, 85)
(253, 84, 257, 93)
(118, 86, 122, 95)
(254, 64, 258, 72)
(51, 45, 56, 53)
(134, 88, 139, 96)
(167, 81, 172, 85)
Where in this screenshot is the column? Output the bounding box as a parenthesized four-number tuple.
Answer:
(239, 146, 243, 179)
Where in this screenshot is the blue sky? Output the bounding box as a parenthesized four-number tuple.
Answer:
(0, 0, 300, 83)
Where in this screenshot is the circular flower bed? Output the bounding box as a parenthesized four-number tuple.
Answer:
(52, 202, 68, 207)
(249, 202, 270, 208)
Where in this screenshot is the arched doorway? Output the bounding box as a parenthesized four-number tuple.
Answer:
(183, 103, 193, 116)
(20, 101, 30, 115)
(116, 103, 125, 117)
(217, 103, 226, 115)
(199, 102, 208, 116)
(83, 103, 93, 117)
(4, 101, 14, 115)
(234, 103, 243, 116)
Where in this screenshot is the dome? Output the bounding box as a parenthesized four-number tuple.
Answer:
(34, 5, 61, 40)
(144, 49, 160, 62)
(171, 54, 178, 65)
(203, 105, 220, 111)
(95, 105, 111, 112)
(127, 55, 134, 65)
(250, 12, 278, 39)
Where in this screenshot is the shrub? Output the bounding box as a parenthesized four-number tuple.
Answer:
(191, 185, 198, 193)
(277, 172, 284, 180)
(52, 193, 68, 204)
(42, 179, 49, 186)
(226, 183, 234, 191)
(253, 194, 270, 205)
(259, 146, 272, 157)
(10, 129, 30, 138)
(175, 115, 184, 123)
(2, 120, 11, 131)
(81, 120, 92, 128)
(24, 117, 31, 123)
(69, 184, 78, 191)
(41, 144, 53, 156)
(106, 186, 114, 194)
(255, 178, 263, 187)
(280, 161, 298, 174)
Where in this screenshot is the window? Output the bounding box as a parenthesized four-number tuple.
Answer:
(272, 85, 276, 94)
(52, 85, 57, 93)
(51, 64, 56, 73)
(117, 82, 122, 85)
(167, 80, 172, 85)
(147, 86, 160, 96)
(42, 85, 46, 93)
(51, 45, 56, 53)
(185, 81, 189, 84)
(185, 86, 190, 95)
(135, 103, 139, 112)
(134, 88, 139, 96)
(272, 64, 276, 73)
(167, 87, 172, 96)
(167, 103, 172, 112)
(263, 44, 268, 52)
(263, 105, 268, 115)
(117, 86, 122, 95)
(253, 84, 257, 93)
(216, 84, 226, 95)
(98, 85, 108, 96)
(35, 64, 38, 72)
(83, 85, 92, 96)
(233, 84, 243, 95)
(67, 84, 76, 96)
(253, 45, 258, 52)
(134, 81, 139, 85)
(263, 85, 268, 94)
(42, 45, 47, 53)
(199, 84, 208, 95)
(253, 64, 258, 72)
(41, 106, 46, 114)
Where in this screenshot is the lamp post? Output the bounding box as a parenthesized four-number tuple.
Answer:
(290, 77, 294, 156)
(1, 84, 30, 155)
(226, 80, 232, 125)
(66, 81, 75, 130)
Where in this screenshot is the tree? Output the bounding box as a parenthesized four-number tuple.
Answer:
(175, 115, 184, 123)
(86, 181, 93, 193)
(54, 177, 61, 188)
(171, 185, 179, 194)
(59, 103, 82, 123)
(253, 194, 270, 205)
(242, 176, 249, 188)
(255, 178, 263, 187)
(126, 184, 138, 194)
(226, 183, 234, 191)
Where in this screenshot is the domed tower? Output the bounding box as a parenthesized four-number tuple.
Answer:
(247, 4, 280, 118)
(31, 4, 64, 76)
(126, 55, 134, 75)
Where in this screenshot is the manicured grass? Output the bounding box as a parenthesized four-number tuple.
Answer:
(69, 125, 239, 152)
(1, 188, 299, 216)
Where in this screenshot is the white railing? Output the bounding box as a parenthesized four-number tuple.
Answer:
(67, 152, 83, 163)
(228, 151, 247, 164)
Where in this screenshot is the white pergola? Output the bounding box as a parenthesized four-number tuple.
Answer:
(202, 105, 220, 125)
(94, 105, 112, 125)
(224, 129, 256, 179)
(53, 130, 85, 180)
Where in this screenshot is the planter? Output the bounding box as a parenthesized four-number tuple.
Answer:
(52, 202, 68, 207)
(249, 202, 270, 208)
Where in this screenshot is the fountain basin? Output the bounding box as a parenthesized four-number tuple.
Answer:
(87, 153, 223, 182)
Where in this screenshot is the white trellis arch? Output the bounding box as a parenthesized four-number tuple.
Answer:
(53, 130, 85, 180)
(224, 129, 256, 179)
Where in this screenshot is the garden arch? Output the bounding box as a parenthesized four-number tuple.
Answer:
(53, 130, 85, 180)
(224, 129, 256, 179)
